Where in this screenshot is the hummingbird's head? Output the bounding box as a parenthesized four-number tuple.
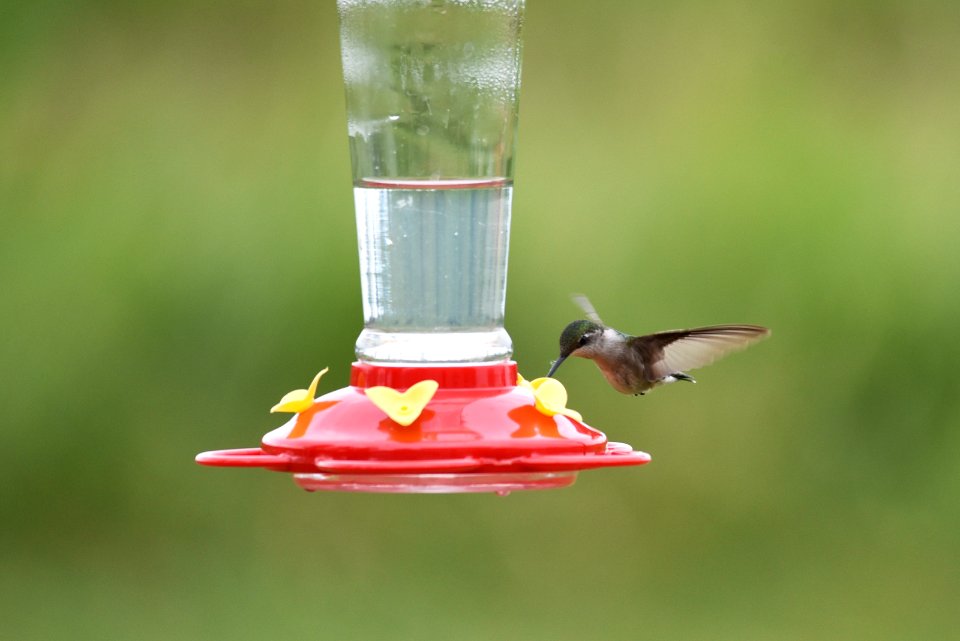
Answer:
(546, 320, 604, 377)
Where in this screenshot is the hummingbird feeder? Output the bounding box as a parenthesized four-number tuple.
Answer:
(195, 0, 650, 493)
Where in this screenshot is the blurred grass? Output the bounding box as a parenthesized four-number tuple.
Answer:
(2, 1, 959, 639)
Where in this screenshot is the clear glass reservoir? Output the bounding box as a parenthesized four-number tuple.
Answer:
(337, 0, 524, 363)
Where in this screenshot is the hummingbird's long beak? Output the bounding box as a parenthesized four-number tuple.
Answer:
(546, 355, 567, 378)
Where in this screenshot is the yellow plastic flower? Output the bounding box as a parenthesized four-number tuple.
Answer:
(270, 368, 329, 413)
(526, 376, 583, 423)
(517, 373, 533, 391)
(365, 380, 439, 427)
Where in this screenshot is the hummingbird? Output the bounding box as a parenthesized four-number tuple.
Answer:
(546, 295, 770, 396)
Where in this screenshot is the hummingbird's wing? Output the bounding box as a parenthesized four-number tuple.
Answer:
(571, 294, 604, 324)
(631, 325, 770, 382)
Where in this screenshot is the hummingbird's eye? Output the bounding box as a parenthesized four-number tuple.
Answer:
(578, 335, 589, 346)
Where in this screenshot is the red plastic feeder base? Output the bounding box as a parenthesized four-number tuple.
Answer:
(196, 361, 650, 494)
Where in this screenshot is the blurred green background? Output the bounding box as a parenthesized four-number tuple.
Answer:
(3, 1, 959, 639)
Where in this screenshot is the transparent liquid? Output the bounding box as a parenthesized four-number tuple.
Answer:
(354, 178, 513, 363)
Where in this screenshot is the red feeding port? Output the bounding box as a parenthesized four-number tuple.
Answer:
(196, 362, 649, 494)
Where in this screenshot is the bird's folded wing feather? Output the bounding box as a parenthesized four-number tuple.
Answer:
(633, 325, 770, 382)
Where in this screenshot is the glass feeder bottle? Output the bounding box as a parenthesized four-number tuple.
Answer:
(339, 0, 523, 363)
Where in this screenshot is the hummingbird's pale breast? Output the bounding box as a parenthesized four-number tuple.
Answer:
(576, 328, 652, 395)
